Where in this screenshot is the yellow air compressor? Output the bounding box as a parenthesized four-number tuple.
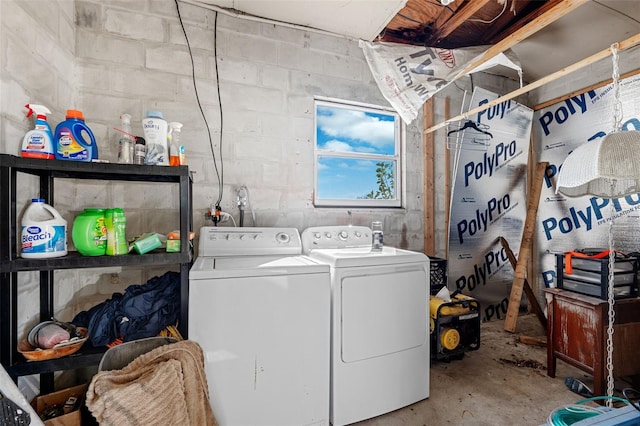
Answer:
(430, 291, 480, 361)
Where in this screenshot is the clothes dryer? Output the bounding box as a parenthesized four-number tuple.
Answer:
(189, 227, 331, 426)
(301, 226, 430, 426)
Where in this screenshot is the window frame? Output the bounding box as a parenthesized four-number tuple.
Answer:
(313, 96, 403, 208)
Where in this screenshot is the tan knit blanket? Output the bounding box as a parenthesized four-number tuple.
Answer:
(86, 340, 217, 426)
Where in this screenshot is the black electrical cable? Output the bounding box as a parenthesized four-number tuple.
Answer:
(175, 0, 224, 207)
(396, 13, 427, 26)
(213, 11, 224, 207)
(623, 388, 640, 413)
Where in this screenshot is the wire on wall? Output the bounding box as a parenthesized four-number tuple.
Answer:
(175, 0, 225, 210)
(212, 12, 224, 208)
(468, 0, 508, 24)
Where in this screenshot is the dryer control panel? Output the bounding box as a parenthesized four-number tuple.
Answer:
(198, 226, 302, 257)
(301, 226, 372, 253)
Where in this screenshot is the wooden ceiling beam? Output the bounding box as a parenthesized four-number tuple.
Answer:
(425, 0, 492, 45)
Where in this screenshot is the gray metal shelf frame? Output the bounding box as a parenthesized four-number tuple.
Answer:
(0, 154, 192, 392)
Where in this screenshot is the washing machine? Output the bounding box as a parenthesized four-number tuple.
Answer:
(189, 227, 331, 426)
(301, 226, 430, 426)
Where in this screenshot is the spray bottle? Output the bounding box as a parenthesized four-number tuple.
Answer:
(168, 122, 183, 166)
(117, 113, 134, 164)
(21, 104, 55, 159)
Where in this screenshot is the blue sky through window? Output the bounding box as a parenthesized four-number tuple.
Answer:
(316, 103, 398, 201)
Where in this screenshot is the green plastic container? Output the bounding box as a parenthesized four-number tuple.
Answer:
(105, 208, 128, 255)
(72, 208, 107, 256)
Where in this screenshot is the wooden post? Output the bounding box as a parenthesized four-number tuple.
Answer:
(424, 98, 435, 256)
(499, 236, 547, 332)
(503, 162, 549, 332)
(444, 97, 451, 255)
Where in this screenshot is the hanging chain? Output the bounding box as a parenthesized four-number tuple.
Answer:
(605, 43, 621, 407)
(611, 43, 623, 133)
(606, 205, 616, 407)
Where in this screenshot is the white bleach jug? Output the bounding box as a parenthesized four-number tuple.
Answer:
(20, 198, 68, 258)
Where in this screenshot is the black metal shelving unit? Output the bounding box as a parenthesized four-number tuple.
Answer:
(0, 154, 192, 391)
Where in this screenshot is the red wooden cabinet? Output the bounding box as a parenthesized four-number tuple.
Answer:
(545, 288, 640, 396)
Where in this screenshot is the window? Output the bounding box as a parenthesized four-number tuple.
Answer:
(314, 97, 402, 208)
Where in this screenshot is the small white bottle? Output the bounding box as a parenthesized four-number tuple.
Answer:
(142, 110, 168, 166)
(371, 221, 383, 252)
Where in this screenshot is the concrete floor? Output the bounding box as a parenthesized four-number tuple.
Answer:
(355, 314, 609, 426)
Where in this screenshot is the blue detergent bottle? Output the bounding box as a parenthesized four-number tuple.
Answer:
(54, 109, 98, 161)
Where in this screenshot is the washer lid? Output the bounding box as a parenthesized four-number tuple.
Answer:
(307, 246, 428, 268)
(190, 255, 329, 279)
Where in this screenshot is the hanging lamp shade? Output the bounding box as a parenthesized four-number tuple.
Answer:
(555, 130, 640, 198)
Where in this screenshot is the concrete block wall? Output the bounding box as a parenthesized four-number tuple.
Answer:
(1, 0, 428, 338)
(1, 0, 81, 334)
(68, 0, 427, 250)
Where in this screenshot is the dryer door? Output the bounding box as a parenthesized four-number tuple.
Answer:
(341, 265, 428, 362)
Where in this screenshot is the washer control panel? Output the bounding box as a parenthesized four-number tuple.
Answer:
(301, 226, 372, 253)
(198, 227, 301, 257)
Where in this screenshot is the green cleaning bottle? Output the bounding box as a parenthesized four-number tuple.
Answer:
(105, 208, 128, 255)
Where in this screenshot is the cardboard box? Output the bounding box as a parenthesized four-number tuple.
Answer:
(32, 383, 87, 426)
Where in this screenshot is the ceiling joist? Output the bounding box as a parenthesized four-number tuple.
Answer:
(425, 0, 492, 45)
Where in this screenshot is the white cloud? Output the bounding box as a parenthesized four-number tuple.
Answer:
(322, 140, 353, 152)
(317, 108, 394, 148)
